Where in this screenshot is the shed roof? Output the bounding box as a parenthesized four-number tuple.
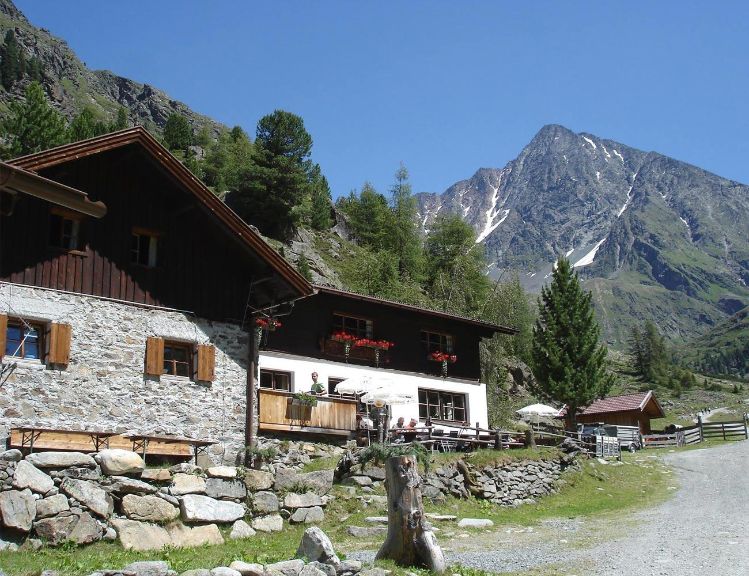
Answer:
(559, 391, 664, 418)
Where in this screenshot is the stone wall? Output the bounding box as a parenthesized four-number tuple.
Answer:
(0, 284, 249, 463)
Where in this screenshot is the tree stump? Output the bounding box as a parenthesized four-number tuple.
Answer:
(375, 455, 446, 574)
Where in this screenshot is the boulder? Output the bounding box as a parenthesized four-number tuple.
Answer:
(111, 518, 171, 551)
(251, 514, 283, 532)
(242, 469, 274, 491)
(60, 478, 114, 518)
(357, 464, 386, 481)
(296, 526, 340, 566)
(306, 563, 336, 576)
(338, 560, 362, 573)
(181, 571, 211, 576)
(33, 512, 103, 546)
(180, 494, 245, 523)
(251, 491, 279, 514)
(346, 526, 386, 538)
(141, 469, 172, 482)
(229, 519, 256, 540)
(171, 473, 206, 496)
(0, 489, 35, 532)
(284, 492, 323, 509)
(35, 494, 70, 519)
(167, 522, 224, 547)
(343, 476, 372, 487)
(210, 569, 240, 576)
(12, 460, 54, 494)
(289, 506, 324, 524)
(26, 452, 96, 469)
(122, 494, 180, 523)
(170, 463, 202, 475)
(205, 478, 246, 500)
(206, 466, 237, 479)
(457, 518, 494, 528)
(228, 561, 263, 576)
(123, 561, 173, 576)
(107, 476, 158, 495)
(274, 469, 333, 495)
(95, 449, 145, 476)
(298, 566, 327, 576)
(264, 560, 304, 576)
(0, 449, 22, 462)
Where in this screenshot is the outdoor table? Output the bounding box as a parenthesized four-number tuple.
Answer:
(123, 433, 217, 464)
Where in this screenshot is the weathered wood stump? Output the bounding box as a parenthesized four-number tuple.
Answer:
(375, 455, 446, 574)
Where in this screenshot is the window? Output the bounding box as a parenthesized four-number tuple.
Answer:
(131, 229, 159, 267)
(4, 320, 43, 360)
(333, 313, 373, 338)
(260, 369, 291, 391)
(49, 209, 83, 251)
(418, 389, 467, 423)
(163, 341, 192, 377)
(328, 377, 345, 395)
(421, 330, 454, 354)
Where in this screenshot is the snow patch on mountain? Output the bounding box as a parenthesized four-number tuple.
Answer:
(582, 136, 597, 150)
(617, 172, 639, 217)
(613, 149, 625, 163)
(573, 238, 606, 268)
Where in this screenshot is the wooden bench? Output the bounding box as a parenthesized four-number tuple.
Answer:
(124, 433, 217, 464)
(10, 427, 120, 453)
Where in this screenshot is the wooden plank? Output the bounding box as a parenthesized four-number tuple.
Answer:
(258, 422, 353, 437)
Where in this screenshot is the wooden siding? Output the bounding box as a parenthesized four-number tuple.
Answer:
(577, 411, 653, 434)
(1, 146, 280, 321)
(258, 388, 357, 435)
(263, 292, 488, 380)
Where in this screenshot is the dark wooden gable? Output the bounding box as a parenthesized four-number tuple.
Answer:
(1, 144, 300, 322)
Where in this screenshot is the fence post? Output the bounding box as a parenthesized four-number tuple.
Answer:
(698, 415, 704, 442)
(475, 421, 480, 440)
(494, 430, 501, 450)
(744, 414, 748, 440)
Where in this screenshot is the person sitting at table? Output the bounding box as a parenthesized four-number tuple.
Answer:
(390, 417, 405, 443)
(407, 417, 419, 428)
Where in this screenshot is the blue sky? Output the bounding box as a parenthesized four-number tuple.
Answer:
(16, 1, 749, 198)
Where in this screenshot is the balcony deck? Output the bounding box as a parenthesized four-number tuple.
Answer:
(258, 388, 358, 436)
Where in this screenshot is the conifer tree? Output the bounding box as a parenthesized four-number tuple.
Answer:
(110, 107, 129, 131)
(308, 164, 333, 230)
(163, 113, 193, 151)
(386, 163, 424, 281)
(68, 106, 108, 142)
(0, 30, 23, 90)
(531, 257, 613, 428)
(2, 81, 68, 157)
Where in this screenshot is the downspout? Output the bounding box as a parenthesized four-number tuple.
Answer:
(245, 313, 259, 452)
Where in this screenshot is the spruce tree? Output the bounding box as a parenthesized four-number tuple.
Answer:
(111, 107, 129, 131)
(0, 30, 22, 90)
(163, 113, 193, 151)
(69, 106, 107, 142)
(308, 165, 333, 230)
(386, 163, 424, 281)
(531, 257, 613, 428)
(2, 81, 68, 157)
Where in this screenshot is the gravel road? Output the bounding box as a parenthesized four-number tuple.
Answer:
(348, 441, 749, 575)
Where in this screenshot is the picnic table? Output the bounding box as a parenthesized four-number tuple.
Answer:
(11, 426, 119, 453)
(124, 433, 217, 464)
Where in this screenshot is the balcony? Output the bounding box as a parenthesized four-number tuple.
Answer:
(258, 388, 358, 436)
(320, 337, 391, 366)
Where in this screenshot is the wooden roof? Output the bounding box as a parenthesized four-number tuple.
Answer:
(0, 161, 106, 217)
(315, 285, 518, 335)
(559, 391, 665, 418)
(9, 127, 314, 305)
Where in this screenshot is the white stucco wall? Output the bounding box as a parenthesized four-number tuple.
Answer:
(259, 350, 489, 428)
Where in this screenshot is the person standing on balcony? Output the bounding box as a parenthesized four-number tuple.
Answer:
(310, 371, 325, 395)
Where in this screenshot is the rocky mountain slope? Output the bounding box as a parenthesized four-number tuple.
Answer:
(0, 0, 223, 134)
(417, 124, 749, 347)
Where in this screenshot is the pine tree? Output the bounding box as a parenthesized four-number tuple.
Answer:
(163, 113, 193, 151)
(531, 257, 614, 428)
(386, 163, 424, 281)
(0, 30, 23, 90)
(297, 253, 313, 282)
(110, 107, 129, 131)
(69, 106, 107, 142)
(2, 81, 68, 157)
(308, 164, 333, 230)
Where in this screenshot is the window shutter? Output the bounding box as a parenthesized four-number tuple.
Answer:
(145, 336, 164, 376)
(196, 344, 215, 382)
(48, 323, 72, 366)
(0, 314, 7, 356)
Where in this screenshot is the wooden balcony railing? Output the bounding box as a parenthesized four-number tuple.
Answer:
(258, 388, 358, 436)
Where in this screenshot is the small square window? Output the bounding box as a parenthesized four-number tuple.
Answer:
(260, 369, 291, 391)
(163, 341, 192, 377)
(332, 314, 373, 338)
(421, 331, 454, 354)
(49, 211, 83, 251)
(417, 388, 468, 423)
(131, 229, 159, 267)
(5, 320, 43, 360)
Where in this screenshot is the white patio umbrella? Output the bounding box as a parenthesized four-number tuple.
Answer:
(516, 403, 561, 418)
(360, 389, 416, 406)
(334, 375, 386, 396)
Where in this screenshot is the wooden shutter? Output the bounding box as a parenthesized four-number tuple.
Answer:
(0, 314, 7, 356)
(48, 323, 72, 366)
(145, 336, 164, 376)
(196, 344, 215, 382)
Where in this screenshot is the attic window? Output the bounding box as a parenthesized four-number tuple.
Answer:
(421, 330, 454, 354)
(131, 227, 159, 267)
(49, 208, 84, 251)
(332, 313, 373, 339)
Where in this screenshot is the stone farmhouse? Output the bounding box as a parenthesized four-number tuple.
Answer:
(0, 128, 513, 464)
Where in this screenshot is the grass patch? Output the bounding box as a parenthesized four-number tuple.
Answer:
(301, 455, 340, 473)
(430, 447, 560, 470)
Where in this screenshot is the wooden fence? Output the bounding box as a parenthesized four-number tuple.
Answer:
(700, 418, 748, 441)
(643, 416, 748, 448)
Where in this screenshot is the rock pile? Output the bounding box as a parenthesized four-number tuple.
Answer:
(0, 446, 336, 552)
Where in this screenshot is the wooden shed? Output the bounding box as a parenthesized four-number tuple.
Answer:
(563, 391, 665, 434)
